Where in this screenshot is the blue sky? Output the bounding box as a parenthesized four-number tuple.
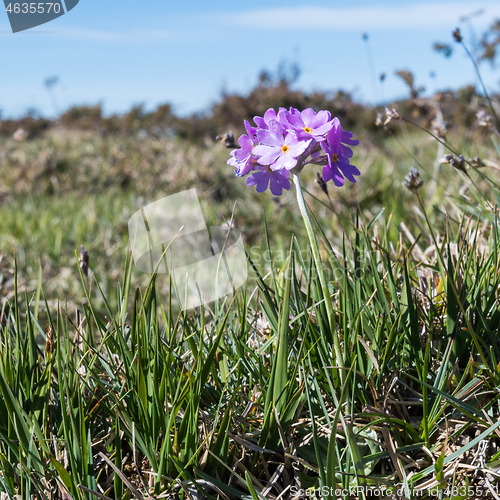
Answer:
(1, 0, 500, 118)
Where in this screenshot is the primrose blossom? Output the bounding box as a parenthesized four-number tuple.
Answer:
(227, 107, 360, 195)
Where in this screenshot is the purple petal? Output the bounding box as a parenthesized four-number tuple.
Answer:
(301, 108, 332, 131)
(326, 123, 342, 149)
(340, 144, 354, 159)
(256, 130, 281, 147)
(287, 113, 305, 129)
(337, 161, 360, 182)
(300, 108, 316, 125)
(263, 108, 278, 123)
(253, 116, 266, 129)
(308, 109, 331, 128)
(235, 134, 252, 154)
(286, 138, 310, 157)
(310, 122, 334, 137)
(253, 144, 281, 165)
(271, 154, 298, 171)
(269, 175, 290, 195)
(277, 108, 292, 128)
(257, 120, 285, 146)
(246, 170, 269, 192)
(323, 164, 345, 187)
(341, 130, 360, 146)
(253, 108, 278, 130)
(244, 120, 257, 139)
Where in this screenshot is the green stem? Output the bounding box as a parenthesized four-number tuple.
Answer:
(293, 173, 344, 374)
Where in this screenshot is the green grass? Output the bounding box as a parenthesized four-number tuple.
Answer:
(1, 113, 500, 498)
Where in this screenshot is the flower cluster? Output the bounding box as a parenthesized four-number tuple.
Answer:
(228, 107, 360, 195)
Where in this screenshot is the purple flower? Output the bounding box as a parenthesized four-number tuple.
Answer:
(228, 107, 360, 196)
(227, 120, 259, 176)
(287, 107, 334, 141)
(321, 118, 360, 186)
(243, 119, 258, 141)
(246, 166, 291, 195)
(253, 120, 309, 171)
(253, 107, 290, 130)
(253, 108, 277, 130)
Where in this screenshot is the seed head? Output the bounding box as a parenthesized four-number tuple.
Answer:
(440, 153, 466, 173)
(315, 172, 329, 196)
(453, 28, 462, 43)
(80, 245, 89, 277)
(439, 154, 453, 164)
(477, 110, 493, 128)
(467, 156, 484, 168)
(403, 168, 424, 192)
(384, 108, 401, 125)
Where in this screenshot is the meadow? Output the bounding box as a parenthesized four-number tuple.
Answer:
(2, 54, 500, 499)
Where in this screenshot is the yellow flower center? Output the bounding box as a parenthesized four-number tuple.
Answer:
(331, 153, 338, 163)
(304, 126, 312, 134)
(281, 145, 290, 154)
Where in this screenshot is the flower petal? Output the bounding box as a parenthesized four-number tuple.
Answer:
(323, 164, 345, 186)
(337, 161, 360, 182)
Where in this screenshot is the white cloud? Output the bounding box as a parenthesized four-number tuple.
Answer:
(213, 2, 500, 31)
